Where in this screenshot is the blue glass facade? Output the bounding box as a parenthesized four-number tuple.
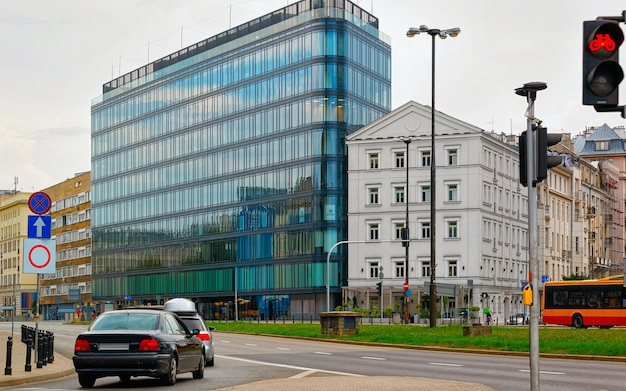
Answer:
(91, 0, 390, 319)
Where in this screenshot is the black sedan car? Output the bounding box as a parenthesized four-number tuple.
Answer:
(73, 309, 204, 388)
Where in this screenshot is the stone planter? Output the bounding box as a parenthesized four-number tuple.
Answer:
(463, 325, 492, 337)
(320, 311, 361, 336)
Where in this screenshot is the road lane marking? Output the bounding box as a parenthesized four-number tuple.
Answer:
(362, 356, 386, 360)
(216, 355, 365, 377)
(220, 340, 231, 343)
(276, 347, 291, 351)
(519, 369, 565, 375)
(245, 343, 257, 347)
(290, 369, 317, 378)
(314, 352, 332, 355)
(429, 362, 463, 367)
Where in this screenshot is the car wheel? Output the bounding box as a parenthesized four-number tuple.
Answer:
(572, 313, 584, 328)
(193, 354, 205, 379)
(160, 355, 177, 386)
(119, 375, 131, 383)
(78, 373, 96, 388)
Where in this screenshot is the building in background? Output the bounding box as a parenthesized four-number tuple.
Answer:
(573, 124, 626, 276)
(345, 101, 530, 323)
(0, 192, 38, 318)
(40, 172, 93, 321)
(90, 0, 391, 319)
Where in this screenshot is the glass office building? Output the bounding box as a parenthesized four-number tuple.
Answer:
(91, 0, 391, 319)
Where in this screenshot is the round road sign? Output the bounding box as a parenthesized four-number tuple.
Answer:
(403, 281, 409, 291)
(28, 192, 52, 215)
(28, 243, 51, 269)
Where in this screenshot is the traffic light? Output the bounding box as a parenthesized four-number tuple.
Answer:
(535, 125, 562, 184)
(583, 19, 624, 106)
(519, 131, 528, 187)
(376, 281, 382, 296)
(401, 227, 409, 247)
(523, 284, 533, 306)
(519, 125, 562, 187)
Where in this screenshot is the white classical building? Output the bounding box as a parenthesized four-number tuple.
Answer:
(344, 101, 530, 323)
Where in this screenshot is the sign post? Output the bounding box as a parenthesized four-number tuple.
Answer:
(25, 191, 54, 359)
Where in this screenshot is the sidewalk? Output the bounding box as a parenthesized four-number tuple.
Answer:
(0, 331, 75, 388)
(214, 376, 499, 390)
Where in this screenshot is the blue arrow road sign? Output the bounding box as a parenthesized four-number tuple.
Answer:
(28, 215, 51, 239)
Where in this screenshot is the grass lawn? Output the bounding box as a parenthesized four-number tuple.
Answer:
(208, 321, 626, 358)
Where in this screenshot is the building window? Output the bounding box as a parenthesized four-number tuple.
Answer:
(594, 141, 609, 151)
(369, 261, 380, 278)
(447, 148, 458, 165)
(448, 260, 458, 277)
(447, 220, 459, 238)
(369, 223, 380, 240)
(395, 222, 405, 240)
(420, 150, 431, 167)
(447, 184, 458, 202)
(368, 187, 380, 205)
(421, 260, 431, 277)
(420, 221, 431, 239)
(395, 151, 405, 168)
(369, 153, 379, 169)
(394, 186, 405, 203)
(395, 260, 405, 278)
(420, 185, 431, 202)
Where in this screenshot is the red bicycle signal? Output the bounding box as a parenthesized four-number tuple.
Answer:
(589, 33, 616, 53)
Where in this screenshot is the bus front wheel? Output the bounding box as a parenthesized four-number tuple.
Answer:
(572, 313, 584, 328)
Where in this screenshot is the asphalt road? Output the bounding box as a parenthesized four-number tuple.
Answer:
(0, 321, 623, 391)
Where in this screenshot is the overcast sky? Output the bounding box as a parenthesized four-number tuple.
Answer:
(1, 0, 625, 191)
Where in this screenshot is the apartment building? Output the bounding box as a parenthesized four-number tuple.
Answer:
(0, 192, 38, 317)
(40, 172, 93, 320)
(574, 124, 626, 276)
(345, 101, 530, 322)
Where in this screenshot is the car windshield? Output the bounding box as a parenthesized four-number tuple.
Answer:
(90, 313, 159, 331)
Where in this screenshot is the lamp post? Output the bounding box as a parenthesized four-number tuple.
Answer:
(398, 136, 412, 324)
(407, 25, 460, 328)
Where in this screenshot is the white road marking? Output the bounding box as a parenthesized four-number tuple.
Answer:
(362, 356, 386, 361)
(245, 343, 257, 347)
(314, 351, 332, 355)
(216, 354, 364, 377)
(519, 369, 565, 375)
(429, 362, 463, 367)
(290, 369, 317, 378)
(220, 340, 231, 343)
(276, 347, 291, 351)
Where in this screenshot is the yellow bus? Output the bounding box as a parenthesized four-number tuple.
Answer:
(542, 275, 626, 328)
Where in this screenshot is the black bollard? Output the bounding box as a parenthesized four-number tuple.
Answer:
(36, 333, 43, 369)
(41, 333, 48, 366)
(25, 337, 32, 372)
(47, 332, 54, 363)
(5, 336, 12, 375)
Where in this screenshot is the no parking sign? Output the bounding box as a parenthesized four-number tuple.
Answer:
(23, 238, 56, 274)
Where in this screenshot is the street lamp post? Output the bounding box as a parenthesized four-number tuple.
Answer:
(398, 137, 412, 324)
(407, 25, 460, 328)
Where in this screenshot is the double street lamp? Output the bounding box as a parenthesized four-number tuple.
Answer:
(407, 25, 460, 328)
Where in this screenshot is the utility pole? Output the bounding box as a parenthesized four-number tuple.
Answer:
(515, 81, 546, 391)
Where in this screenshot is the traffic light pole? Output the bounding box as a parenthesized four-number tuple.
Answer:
(516, 81, 545, 391)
